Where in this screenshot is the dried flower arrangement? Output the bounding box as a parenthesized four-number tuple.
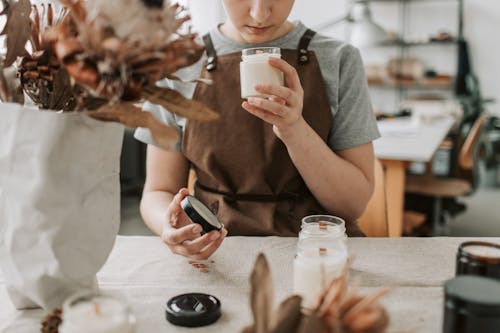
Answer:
(0, 0, 218, 149)
(242, 254, 390, 333)
(40, 308, 62, 333)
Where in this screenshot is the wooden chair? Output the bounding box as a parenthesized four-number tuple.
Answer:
(405, 113, 488, 234)
(358, 159, 389, 237)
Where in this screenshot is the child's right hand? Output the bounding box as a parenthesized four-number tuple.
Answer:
(161, 188, 227, 260)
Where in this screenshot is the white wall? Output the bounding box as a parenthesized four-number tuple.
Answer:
(188, 0, 500, 116)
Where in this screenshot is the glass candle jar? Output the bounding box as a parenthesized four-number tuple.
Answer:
(299, 215, 347, 248)
(294, 215, 348, 309)
(240, 47, 284, 99)
(60, 292, 136, 333)
(456, 241, 500, 280)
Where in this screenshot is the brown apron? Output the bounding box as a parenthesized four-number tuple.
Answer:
(182, 29, 364, 237)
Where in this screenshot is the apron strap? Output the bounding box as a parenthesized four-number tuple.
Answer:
(195, 181, 299, 203)
(298, 29, 316, 65)
(202, 33, 218, 71)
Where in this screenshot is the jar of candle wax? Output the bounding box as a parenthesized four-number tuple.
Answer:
(240, 47, 284, 99)
(60, 292, 136, 333)
(456, 241, 500, 280)
(294, 215, 348, 309)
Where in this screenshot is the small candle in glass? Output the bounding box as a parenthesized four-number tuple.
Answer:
(59, 292, 136, 333)
(294, 215, 348, 309)
(456, 241, 500, 280)
(299, 215, 347, 248)
(240, 47, 284, 99)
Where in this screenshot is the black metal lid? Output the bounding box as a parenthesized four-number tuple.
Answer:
(445, 276, 500, 316)
(181, 195, 222, 233)
(165, 293, 221, 327)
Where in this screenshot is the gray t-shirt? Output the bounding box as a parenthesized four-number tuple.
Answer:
(135, 21, 380, 150)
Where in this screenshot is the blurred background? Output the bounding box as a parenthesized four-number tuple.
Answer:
(119, 0, 500, 237)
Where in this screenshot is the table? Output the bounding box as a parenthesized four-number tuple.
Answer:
(2, 236, 499, 333)
(374, 116, 456, 236)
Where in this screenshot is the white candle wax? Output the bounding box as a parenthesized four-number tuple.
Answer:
(240, 50, 284, 99)
(463, 244, 500, 258)
(60, 296, 134, 333)
(293, 247, 348, 309)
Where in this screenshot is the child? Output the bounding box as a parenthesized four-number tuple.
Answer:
(135, 0, 380, 260)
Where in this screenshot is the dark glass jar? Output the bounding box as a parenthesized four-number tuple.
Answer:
(444, 276, 500, 333)
(456, 241, 500, 280)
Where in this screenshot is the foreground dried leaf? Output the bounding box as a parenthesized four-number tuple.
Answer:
(242, 254, 390, 333)
(40, 308, 62, 333)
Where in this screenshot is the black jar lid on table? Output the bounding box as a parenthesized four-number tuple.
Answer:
(165, 293, 221, 327)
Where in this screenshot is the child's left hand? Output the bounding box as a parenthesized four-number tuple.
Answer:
(242, 57, 305, 140)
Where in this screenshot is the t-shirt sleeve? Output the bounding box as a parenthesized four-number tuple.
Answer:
(328, 46, 380, 150)
(133, 59, 202, 150)
(134, 100, 183, 151)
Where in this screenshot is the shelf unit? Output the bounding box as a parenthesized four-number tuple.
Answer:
(365, 0, 464, 113)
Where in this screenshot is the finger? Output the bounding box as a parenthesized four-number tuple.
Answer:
(242, 101, 282, 125)
(181, 230, 222, 254)
(247, 97, 287, 116)
(268, 57, 301, 91)
(192, 228, 228, 260)
(347, 309, 381, 331)
(164, 223, 202, 245)
(254, 84, 295, 104)
(269, 96, 287, 105)
(168, 188, 190, 227)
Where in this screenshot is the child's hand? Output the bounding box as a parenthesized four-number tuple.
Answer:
(161, 188, 228, 260)
(242, 57, 305, 140)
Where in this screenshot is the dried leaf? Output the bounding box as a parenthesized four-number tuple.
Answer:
(49, 67, 75, 110)
(89, 102, 179, 151)
(0, 0, 9, 15)
(0, 66, 9, 102)
(142, 86, 218, 122)
(342, 288, 390, 324)
(0, 65, 23, 103)
(3, 0, 32, 66)
(14, 84, 24, 104)
(270, 296, 303, 333)
(296, 312, 325, 333)
(250, 253, 274, 333)
(344, 307, 389, 333)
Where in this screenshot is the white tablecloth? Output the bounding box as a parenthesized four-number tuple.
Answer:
(2, 236, 499, 333)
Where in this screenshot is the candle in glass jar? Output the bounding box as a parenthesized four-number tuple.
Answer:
(240, 47, 284, 99)
(59, 293, 135, 333)
(462, 244, 500, 258)
(456, 241, 500, 280)
(293, 246, 348, 309)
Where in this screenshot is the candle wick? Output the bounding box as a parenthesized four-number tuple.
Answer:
(319, 247, 326, 292)
(93, 302, 101, 316)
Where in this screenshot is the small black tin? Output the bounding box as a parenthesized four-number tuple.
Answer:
(443, 276, 500, 333)
(165, 293, 221, 327)
(181, 195, 222, 233)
